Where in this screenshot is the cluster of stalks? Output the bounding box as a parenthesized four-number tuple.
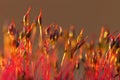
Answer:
(0, 8, 120, 80)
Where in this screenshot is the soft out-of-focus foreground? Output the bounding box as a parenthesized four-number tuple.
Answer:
(0, 7, 120, 80)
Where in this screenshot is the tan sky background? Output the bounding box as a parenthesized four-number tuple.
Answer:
(0, 0, 120, 51)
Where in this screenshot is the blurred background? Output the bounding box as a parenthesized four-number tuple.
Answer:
(0, 0, 120, 52)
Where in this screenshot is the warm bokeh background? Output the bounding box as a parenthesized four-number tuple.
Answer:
(0, 0, 120, 51)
